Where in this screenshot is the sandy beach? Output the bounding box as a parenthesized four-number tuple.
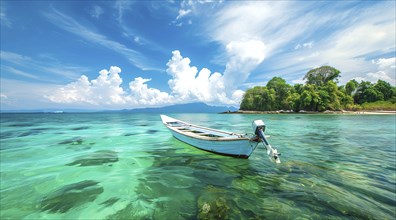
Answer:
(222, 110, 396, 115)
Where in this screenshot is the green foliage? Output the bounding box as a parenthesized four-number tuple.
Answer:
(352, 80, 395, 104)
(240, 86, 276, 111)
(303, 66, 341, 86)
(240, 65, 396, 112)
(374, 80, 394, 100)
(266, 77, 291, 109)
(345, 79, 358, 96)
(361, 101, 396, 111)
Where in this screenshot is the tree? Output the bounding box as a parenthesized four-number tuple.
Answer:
(303, 66, 341, 86)
(240, 92, 253, 110)
(240, 86, 276, 111)
(287, 92, 300, 112)
(374, 80, 393, 100)
(261, 88, 276, 111)
(363, 87, 384, 103)
(345, 79, 358, 96)
(239, 73, 395, 112)
(294, 84, 304, 94)
(266, 77, 291, 109)
(299, 84, 320, 111)
(300, 90, 312, 110)
(317, 89, 330, 111)
(325, 81, 342, 110)
(354, 81, 384, 104)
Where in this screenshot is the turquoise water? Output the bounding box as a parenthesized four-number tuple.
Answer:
(1, 113, 395, 219)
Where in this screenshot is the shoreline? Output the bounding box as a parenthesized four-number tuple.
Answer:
(221, 110, 396, 115)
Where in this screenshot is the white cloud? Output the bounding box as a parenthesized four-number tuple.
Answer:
(374, 57, 396, 69)
(46, 66, 127, 105)
(90, 5, 104, 18)
(295, 41, 313, 50)
(126, 77, 172, 106)
(0, 79, 61, 110)
(223, 40, 266, 94)
(45, 65, 173, 108)
(45, 50, 251, 108)
(354, 57, 396, 85)
(1, 51, 87, 81)
(203, 1, 395, 86)
(114, 1, 133, 22)
(0, 93, 7, 99)
(44, 9, 157, 71)
(176, 9, 191, 19)
(134, 36, 140, 44)
(166, 50, 230, 104)
(1, 51, 32, 64)
(207, 1, 298, 53)
(0, 5, 11, 27)
(173, 0, 222, 26)
(1, 66, 40, 80)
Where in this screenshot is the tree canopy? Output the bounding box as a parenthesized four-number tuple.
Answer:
(240, 66, 396, 112)
(303, 66, 341, 86)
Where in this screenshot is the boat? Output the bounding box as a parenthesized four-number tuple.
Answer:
(160, 115, 280, 163)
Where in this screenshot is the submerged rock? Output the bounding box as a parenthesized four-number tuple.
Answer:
(17, 128, 48, 137)
(124, 132, 138, 136)
(39, 180, 103, 213)
(197, 185, 230, 220)
(66, 150, 118, 166)
(100, 197, 120, 207)
(71, 126, 90, 130)
(66, 145, 91, 151)
(232, 177, 261, 194)
(146, 129, 158, 134)
(59, 137, 84, 145)
(9, 123, 34, 127)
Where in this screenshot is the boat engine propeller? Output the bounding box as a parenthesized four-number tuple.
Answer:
(252, 120, 281, 164)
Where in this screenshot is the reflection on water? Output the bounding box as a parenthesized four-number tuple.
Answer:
(0, 113, 395, 219)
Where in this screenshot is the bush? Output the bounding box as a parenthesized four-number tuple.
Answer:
(361, 101, 396, 111)
(345, 104, 362, 111)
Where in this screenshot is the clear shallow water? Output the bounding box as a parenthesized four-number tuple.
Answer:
(1, 113, 395, 219)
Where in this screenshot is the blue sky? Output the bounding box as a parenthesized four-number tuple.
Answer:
(1, 1, 395, 110)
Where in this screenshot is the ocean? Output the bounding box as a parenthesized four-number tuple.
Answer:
(1, 113, 395, 219)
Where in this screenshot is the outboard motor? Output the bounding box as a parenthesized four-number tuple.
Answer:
(252, 120, 281, 163)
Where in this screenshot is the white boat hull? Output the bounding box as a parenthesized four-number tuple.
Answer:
(161, 115, 259, 158)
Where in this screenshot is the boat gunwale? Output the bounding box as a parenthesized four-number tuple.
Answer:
(161, 115, 253, 142)
(166, 125, 252, 141)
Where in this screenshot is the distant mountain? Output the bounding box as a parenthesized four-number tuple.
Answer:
(1, 103, 238, 113)
(123, 102, 238, 113)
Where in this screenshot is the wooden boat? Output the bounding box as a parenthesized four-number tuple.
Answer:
(160, 115, 280, 162)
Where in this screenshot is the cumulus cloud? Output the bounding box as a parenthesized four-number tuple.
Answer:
(354, 57, 396, 84)
(126, 77, 172, 106)
(46, 49, 260, 108)
(46, 66, 126, 105)
(166, 48, 264, 104)
(223, 40, 266, 94)
(166, 50, 230, 104)
(374, 57, 396, 70)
